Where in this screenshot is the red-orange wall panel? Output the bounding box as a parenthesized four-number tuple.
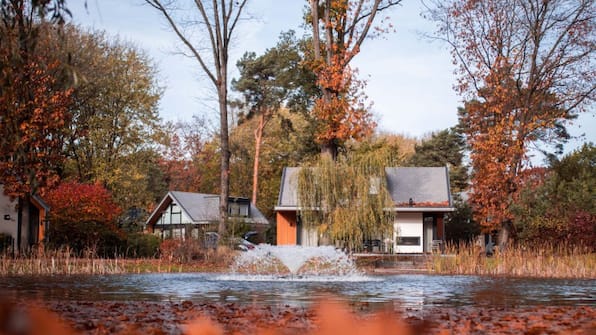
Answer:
(276, 211, 297, 245)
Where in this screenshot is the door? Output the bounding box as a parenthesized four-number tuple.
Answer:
(28, 205, 40, 246)
(423, 214, 434, 253)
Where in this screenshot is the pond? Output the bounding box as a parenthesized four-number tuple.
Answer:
(1, 273, 594, 309)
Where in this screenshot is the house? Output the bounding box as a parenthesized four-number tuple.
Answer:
(274, 167, 455, 253)
(145, 191, 269, 240)
(0, 185, 50, 253)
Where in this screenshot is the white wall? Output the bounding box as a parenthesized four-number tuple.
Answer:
(394, 212, 423, 253)
(0, 186, 18, 251)
(160, 203, 193, 225)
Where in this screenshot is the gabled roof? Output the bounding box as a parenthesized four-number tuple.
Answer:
(146, 191, 269, 228)
(31, 194, 50, 211)
(275, 166, 454, 212)
(385, 167, 453, 211)
(276, 167, 301, 210)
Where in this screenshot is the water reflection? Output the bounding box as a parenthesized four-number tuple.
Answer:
(1, 273, 594, 309)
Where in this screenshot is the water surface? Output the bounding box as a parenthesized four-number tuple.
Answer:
(1, 273, 594, 309)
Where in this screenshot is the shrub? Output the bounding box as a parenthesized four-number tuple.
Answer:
(126, 233, 160, 258)
(45, 181, 124, 255)
(159, 239, 204, 262)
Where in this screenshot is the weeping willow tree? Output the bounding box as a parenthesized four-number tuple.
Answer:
(297, 145, 400, 250)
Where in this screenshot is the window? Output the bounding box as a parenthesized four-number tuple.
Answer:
(228, 201, 249, 217)
(396, 236, 420, 246)
(228, 203, 240, 216)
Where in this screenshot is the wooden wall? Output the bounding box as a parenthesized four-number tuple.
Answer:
(276, 211, 297, 245)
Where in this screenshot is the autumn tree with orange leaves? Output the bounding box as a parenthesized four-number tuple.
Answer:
(427, 0, 595, 246)
(0, 0, 72, 198)
(308, 0, 401, 158)
(158, 116, 216, 193)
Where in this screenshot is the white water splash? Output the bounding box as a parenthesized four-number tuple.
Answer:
(231, 245, 363, 277)
(216, 273, 376, 282)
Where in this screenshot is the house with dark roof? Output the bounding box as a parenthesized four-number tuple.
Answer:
(0, 185, 50, 253)
(274, 167, 454, 253)
(145, 191, 269, 240)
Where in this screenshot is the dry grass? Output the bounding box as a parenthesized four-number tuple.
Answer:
(0, 246, 237, 276)
(0, 248, 125, 276)
(429, 243, 596, 278)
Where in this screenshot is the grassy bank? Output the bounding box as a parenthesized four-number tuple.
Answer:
(0, 248, 236, 276)
(429, 243, 596, 279)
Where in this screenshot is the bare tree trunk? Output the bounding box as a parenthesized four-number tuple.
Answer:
(145, 0, 249, 239)
(320, 140, 338, 160)
(498, 221, 513, 250)
(217, 84, 230, 237)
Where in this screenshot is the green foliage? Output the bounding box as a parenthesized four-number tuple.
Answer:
(229, 108, 319, 219)
(346, 134, 416, 168)
(297, 149, 399, 249)
(232, 31, 317, 119)
(126, 233, 160, 258)
(230, 31, 321, 207)
(58, 26, 165, 211)
(119, 207, 150, 234)
(408, 127, 468, 194)
(445, 200, 480, 243)
(512, 143, 596, 249)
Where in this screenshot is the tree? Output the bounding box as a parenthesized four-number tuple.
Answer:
(297, 141, 405, 249)
(444, 201, 480, 244)
(512, 144, 595, 249)
(45, 181, 123, 255)
(228, 108, 319, 219)
(307, 0, 401, 158)
(54, 26, 164, 211)
(146, 0, 249, 237)
(232, 31, 318, 204)
(0, 0, 72, 198)
(427, 0, 595, 246)
(158, 116, 219, 194)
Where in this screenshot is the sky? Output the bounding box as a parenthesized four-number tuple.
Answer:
(71, 0, 594, 158)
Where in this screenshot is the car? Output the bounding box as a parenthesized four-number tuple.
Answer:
(232, 237, 255, 251)
(243, 231, 259, 243)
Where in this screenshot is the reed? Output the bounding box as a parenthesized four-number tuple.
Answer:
(429, 242, 596, 279)
(0, 246, 237, 276)
(0, 248, 126, 276)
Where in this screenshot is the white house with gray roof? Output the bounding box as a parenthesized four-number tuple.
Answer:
(145, 191, 268, 240)
(274, 167, 455, 253)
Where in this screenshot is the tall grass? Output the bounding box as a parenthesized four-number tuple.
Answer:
(0, 247, 126, 275)
(0, 246, 237, 276)
(429, 242, 596, 278)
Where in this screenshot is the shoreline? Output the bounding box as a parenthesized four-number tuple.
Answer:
(1, 250, 595, 279)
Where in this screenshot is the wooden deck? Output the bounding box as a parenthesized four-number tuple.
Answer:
(353, 253, 436, 274)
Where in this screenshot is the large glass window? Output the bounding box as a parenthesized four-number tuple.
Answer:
(396, 236, 420, 246)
